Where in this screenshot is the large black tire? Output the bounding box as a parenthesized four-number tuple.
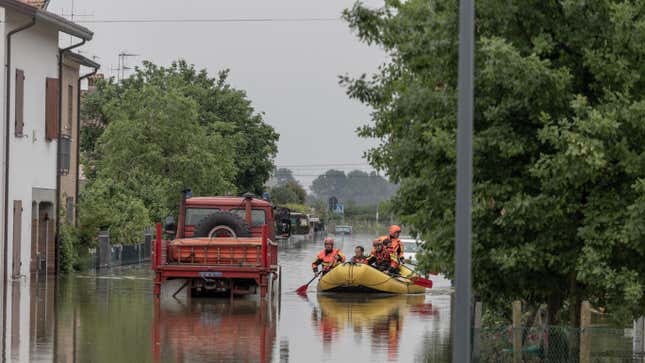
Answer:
(193, 211, 252, 238)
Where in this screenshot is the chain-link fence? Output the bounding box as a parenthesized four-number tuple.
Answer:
(476, 325, 641, 362)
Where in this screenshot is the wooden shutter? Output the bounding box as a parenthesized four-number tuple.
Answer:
(45, 77, 59, 141)
(15, 69, 24, 136)
(12, 200, 22, 278)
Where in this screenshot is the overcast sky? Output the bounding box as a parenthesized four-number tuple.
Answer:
(49, 0, 386, 187)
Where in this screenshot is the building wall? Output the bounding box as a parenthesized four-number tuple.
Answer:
(60, 59, 79, 225)
(5, 9, 60, 277)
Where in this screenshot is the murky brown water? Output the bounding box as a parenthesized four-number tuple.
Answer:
(2, 234, 452, 362)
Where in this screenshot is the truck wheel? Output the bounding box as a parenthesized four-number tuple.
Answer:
(193, 212, 252, 238)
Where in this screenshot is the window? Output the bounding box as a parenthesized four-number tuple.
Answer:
(66, 84, 73, 133)
(230, 209, 266, 227)
(185, 208, 220, 225)
(66, 197, 74, 224)
(58, 135, 71, 175)
(45, 78, 59, 141)
(15, 69, 24, 136)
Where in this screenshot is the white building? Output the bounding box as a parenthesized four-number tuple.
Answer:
(0, 0, 94, 282)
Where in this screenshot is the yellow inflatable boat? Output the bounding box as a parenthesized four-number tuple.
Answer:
(317, 263, 426, 294)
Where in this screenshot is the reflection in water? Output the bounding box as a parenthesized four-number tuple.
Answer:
(1, 233, 452, 362)
(312, 295, 437, 361)
(152, 297, 277, 363)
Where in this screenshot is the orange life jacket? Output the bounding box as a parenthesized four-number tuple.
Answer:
(351, 255, 368, 264)
(312, 248, 346, 271)
(367, 246, 399, 269)
(380, 235, 404, 258)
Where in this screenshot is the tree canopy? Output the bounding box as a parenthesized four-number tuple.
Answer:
(82, 60, 278, 193)
(310, 169, 397, 206)
(78, 60, 276, 242)
(343, 0, 645, 323)
(270, 180, 307, 205)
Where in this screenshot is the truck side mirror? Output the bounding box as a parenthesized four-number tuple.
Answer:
(164, 216, 176, 236)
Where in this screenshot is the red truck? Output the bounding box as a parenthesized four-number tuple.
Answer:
(152, 191, 290, 299)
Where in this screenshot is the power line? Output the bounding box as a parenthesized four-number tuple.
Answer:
(75, 17, 341, 24)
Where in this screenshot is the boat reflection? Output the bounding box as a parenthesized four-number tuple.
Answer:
(311, 294, 437, 361)
(152, 297, 277, 363)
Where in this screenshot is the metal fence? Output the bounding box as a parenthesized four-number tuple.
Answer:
(476, 326, 641, 362)
(90, 228, 153, 270)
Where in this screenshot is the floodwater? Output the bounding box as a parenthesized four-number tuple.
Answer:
(1, 234, 453, 363)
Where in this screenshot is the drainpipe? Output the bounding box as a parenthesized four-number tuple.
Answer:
(75, 65, 98, 226)
(3, 15, 36, 363)
(55, 39, 84, 274)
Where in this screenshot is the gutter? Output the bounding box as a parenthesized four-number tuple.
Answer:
(2, 16, 36, 363)
(55, 39, 85, 274)
(75, 63, 99, 225)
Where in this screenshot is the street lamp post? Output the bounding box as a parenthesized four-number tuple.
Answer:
(454, 0, 475, 362)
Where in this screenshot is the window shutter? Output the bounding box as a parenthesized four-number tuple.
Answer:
(15, 69, 24, 137)
(12, 200, 22, 278)
(45, 77, 59, 141)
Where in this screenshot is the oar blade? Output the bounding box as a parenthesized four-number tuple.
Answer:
(295, 284, 309, 296)
(411, 276, 433, 289)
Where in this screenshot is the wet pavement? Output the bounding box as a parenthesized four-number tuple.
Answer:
(2, 234, 453, 362)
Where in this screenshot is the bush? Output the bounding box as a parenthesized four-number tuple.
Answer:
(58, 222, 80, 273)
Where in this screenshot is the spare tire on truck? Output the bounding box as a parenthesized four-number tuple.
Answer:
(193, 212, 252, 238)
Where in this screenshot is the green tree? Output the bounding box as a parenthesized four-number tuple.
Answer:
(80, 82, 237, 242)
(343, 0, 645, 323)
(274, 168, 297, 186)
(270, 180, 307, 205)
(82, 60, 278, 193)
(79, 178, 152, 245)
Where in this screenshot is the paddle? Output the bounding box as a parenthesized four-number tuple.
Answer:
(295, 271, 321, 296)
(388, 272, 433, 288)
(409, 276, 434, 289)
(403, 264, 439, 276)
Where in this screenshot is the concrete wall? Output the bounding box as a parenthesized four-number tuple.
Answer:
(5, 9, 60, 277)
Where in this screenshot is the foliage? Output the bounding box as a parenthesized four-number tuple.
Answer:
(270, 180, 307, 205)
(310, 169, 397, 206)
(90, 82, 235, 222)
(79, 178, 153, 245)
(283, 203, 311, 214)
(274, 168, 297, 186)
(343, 0, 645, 324)
(58, 222, 80, 273)
(82, 60, 278, 193)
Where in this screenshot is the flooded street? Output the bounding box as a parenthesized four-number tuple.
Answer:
(3, 234, 452, 363)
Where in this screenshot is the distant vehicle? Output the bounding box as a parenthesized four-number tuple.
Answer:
(335, 225, 352, 235)
(290, 213, 311, 236)
(401, 238, 422, 264)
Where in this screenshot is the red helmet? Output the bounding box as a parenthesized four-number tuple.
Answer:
(389, 225, 401, 235)
(324, 237, 335, 246)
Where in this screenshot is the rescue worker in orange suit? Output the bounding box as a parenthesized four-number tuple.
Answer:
(312, 237, 346, 275)
(365, 238, 400, 274)
(350, 245, 368, 264)
(386, 225, 404, 263)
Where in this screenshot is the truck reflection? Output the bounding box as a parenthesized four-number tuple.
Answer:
(311, 294, 437, 361)
(152, 297, 277, 363)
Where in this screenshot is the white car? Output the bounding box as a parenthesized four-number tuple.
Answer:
(401, 238, 422, 264)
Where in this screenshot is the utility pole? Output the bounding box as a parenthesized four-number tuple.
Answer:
(454, 0, 475, 362)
